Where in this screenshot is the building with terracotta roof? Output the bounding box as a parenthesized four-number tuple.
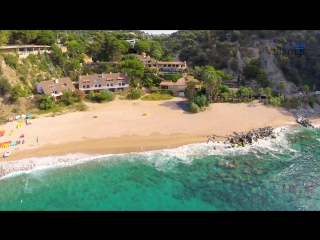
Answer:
(159, 76, 201, 97)
(36, 77, 76, 101)
(139, 56, 187, 74)
(78, 72, 129, 94)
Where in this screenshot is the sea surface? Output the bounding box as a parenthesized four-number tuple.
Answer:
(1, 125, 320, 211)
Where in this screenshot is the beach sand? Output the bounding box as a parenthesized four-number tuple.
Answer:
(0, 98, 297, 162)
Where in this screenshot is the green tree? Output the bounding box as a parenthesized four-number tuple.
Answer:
(264, 87, 272, 104)
(246, 87, 254, 100)
(38, 94, 55, 110)
(149, 41, 163, 59)
(36, 30, 56, 45)
(279, 80, 286, 96)
(88, 41, 102, 59)
(61, 89, 74, 105)
(0, 30, 9, 46)
(242, 58, 261, 79)
(302, 85, 310, 93)
(142, 77, 154, 88)
(220, 92, 229, 102)
(101, 35, 122, 61)
(10, 30, 39, 44)
(66, 40, 84, 58)
(186, 80, 196, 101)
(256, 69, 268, 84)
(0, 77, 11, 96)
(119, 40, 132, 54)
(134, 41, 151, 54)
(201, 65, 222, 101)
(119, 58, 144, 87)
(230, 57, 238, 72)
(49, 44, 68, 68)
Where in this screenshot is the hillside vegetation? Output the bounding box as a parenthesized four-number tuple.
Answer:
(1, 30, 320, 116)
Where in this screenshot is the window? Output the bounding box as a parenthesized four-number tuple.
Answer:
(111, 84, 113, 86)
(168, 65, 171, 67)
(86, 85, 90, 88)
(94, 84, 98, 87)
(107, 84, 109, 87)
(164, 65, 167, 67)
(49, 85, 54, 89)
(99, 84, 101, 87)
(62, 83, 67, 87)
(94, 78, 101, 83)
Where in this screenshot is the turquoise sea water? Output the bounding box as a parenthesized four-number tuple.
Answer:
(1, 125, 320, 210)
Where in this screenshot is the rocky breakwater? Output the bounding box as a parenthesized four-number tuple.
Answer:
(228, 126, 275, 147)
(296, 115, 314, 128)
(207, 126, 278, 149)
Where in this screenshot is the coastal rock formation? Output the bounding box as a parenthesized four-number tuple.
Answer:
(296, 115, 314, 128)
(229, 126, 275, 146)
(209, 126, 276, 148)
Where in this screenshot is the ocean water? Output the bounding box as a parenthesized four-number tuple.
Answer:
(1, 125, 320, 211)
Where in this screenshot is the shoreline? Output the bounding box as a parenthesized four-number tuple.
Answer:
(3, 120, 306, 163)
(0, 99, 307, 165)
(2, 133, 210, 162)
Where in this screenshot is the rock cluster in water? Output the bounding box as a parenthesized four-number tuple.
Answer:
(207, 126, 277, 148)
(228, 126, 275, 147)
(296, 115, 314, 128)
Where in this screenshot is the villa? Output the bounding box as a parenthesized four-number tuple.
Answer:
(0, 45, 51, 58)
(160, 76, 201, 97)
(36, 77, 76, 101)
(78, 72, 129, 94)
(138, 55, 187, 74)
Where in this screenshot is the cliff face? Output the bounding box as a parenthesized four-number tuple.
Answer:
(0, 55, 20, 86)
(221, 39, 298, 94)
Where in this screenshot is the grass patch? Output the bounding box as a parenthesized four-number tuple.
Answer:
(70, 102, 88, 111)
(141, 93, 173, 101)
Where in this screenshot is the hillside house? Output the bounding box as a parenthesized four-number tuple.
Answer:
(0, 45, 51, 58)
(78, 72, 129, 94)
(36, 77, 76, 101)
(139, 56, 187, 74)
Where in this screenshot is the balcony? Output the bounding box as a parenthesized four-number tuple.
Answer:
(79, 84, 129, 91)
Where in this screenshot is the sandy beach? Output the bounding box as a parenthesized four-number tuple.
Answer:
(0, 98, 297, 162)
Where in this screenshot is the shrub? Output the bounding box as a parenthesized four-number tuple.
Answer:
(4, 54, 19, 69)
(38, 94, 55, 110)
(127, 88, 144, 100)
(192, 95, 208, 108)
(0, 77, 11, 96)
(75, 102, 88, 111)
(188, 101, 201, 113)
(10, 84, 27, 102)
(141, 93, 173, 101)
(94, 90, 115, 103)
(150, 89, 174, 95)
(73, 89, 85, 102)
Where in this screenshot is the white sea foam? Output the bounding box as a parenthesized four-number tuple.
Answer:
(0, 125, 303, 180)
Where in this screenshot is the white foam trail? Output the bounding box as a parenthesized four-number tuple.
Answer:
(0, 125, 304, 179)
